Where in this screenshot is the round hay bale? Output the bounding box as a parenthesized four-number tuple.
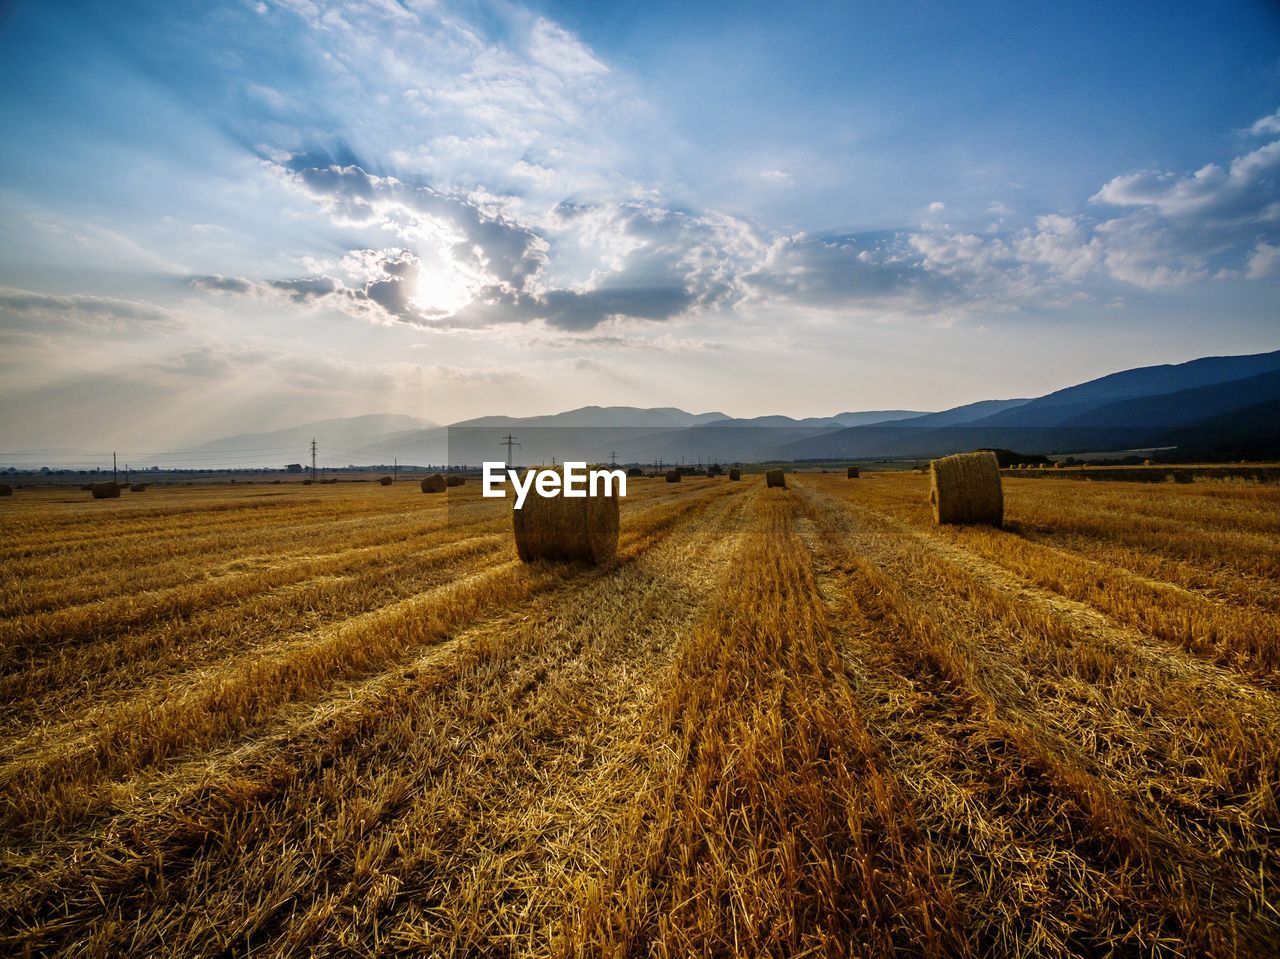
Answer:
(445, 474, 465, 487)
(0, 483, 12, 496)
(665, 469, 681, 483)
(420, 473, 447, 493)
(929, 451, 1002, 526)
(1053, 462, 1063, 469)
(130, 483, 146, 492)
(846, 466, 860, 479)
(302, 478, 313, 485)
(379, 475, 393, 486)
(765, 468, 786, 489)
(729, 468, 742, 481)
(1142, 458, 1153, 466)
(626, 467, 644, 478)
(91, 482, 121, 500)
(80, 483, 94, 491)
(512, 479, 619, 565)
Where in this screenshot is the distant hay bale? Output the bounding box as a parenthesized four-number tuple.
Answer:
(846, 466, 860, 479)
(302, 479, 313, 485)
(80, 483, 94, 491)
(445, 475, 465, 487)
(130, 484, 146, 492)
(512, 475, 619, 565)
(1143, 458, 1153, 466)
(420, 473, 447, 493)
(729, 468, 742, 481)
(379, 475, 393, 486)
(0, 483, 11, 496)
(765, 468, 786, 489)
(1053, 462, 1063, 469)
(627, 467, 644, 478)
(665, 469, 681, 483)
(930, 451, 1002, 526)
(91, 482, 121, 500)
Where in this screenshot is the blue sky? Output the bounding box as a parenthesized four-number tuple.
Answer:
(0, 0, 1278, 450)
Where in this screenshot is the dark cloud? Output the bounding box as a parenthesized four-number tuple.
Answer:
(741, 234, 954, 308)
(190, 275, 255, 294)
(267, 276, 342, 301)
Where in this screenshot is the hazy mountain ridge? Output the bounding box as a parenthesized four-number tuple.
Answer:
(21, 349, 1270, 469)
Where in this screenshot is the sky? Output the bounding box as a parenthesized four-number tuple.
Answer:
(1, 0, 1278, 455)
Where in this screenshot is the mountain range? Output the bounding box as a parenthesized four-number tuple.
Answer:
(13, 350, 1273, 469)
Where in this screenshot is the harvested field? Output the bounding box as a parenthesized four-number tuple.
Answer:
(1, 473, 1277, 957)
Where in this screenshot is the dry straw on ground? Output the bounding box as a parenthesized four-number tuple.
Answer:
(420, 473, 447, 493)
(446, 475, 465, 488)
(766, 468, 786, 488)
(90, 482, 120, 500)
(666, 469, 681, 483)
(930, 450, 1003, 526)
(729, 468, 742, 481)
(847, 466, 860, 479)
(511, 476, 619, 564)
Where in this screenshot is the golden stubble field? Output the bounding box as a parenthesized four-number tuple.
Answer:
(1, 472, 1277, 957)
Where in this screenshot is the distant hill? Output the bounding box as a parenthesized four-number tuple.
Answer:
(451, 406, 730, 429)
(831, 410, 928, 427)
(971, 350, 1280, 428)
(362, 407, 937, 466)
(178, 414, 439, 467)
(781, 349, 1280, 461)
(892, 398, 1031, 428)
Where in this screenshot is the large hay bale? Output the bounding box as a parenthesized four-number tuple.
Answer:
(302, 478, 313, 485)
(846, 466, 860, 479)
(929, 451, 1002, 526)
(130, 484, 146, 492)
(379, 475, 393, 486)
(627, 467, 644, 478)
(765, 468, 786, 489)
(0, 483, 11, 496)
(421, 473, 447, 493)
(512, 479, 619, 565)
(445, 474, 465, 487)
(91, 482, 121, 500)
(665, 469, 681, 483)
(729, 468, 742, 481)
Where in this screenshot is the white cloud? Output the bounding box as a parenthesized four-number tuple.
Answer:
(0, 288, 178, 335)
(1246, 240, 1280, 279)
(1248, 109, 1280, 137)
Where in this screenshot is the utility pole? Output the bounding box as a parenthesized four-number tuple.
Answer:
(609, 450, 618, 467)
(125, 463, 130, 485)
(310, 438, 317, 482)
(501, 433, 521, 469)
(394, 458, 398, 483)
(113, 452, 117, 485)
